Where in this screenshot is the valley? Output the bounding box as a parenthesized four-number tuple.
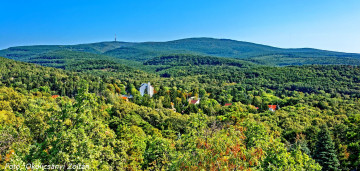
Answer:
(0, 38, 360, 170)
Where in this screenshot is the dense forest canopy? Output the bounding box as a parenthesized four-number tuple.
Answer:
(143, 54, 254, 68)
(1, 38, 360, 170)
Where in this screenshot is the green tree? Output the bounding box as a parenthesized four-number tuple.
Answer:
(314, 125, 340, 171)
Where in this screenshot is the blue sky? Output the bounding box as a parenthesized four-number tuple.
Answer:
(1, 0, 360, 53)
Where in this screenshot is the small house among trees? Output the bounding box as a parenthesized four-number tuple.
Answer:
(188, 97, 200, 105)
(224, 103, 232, 107)
(51, 95, 59, 99)
(268, 105, 277, 112)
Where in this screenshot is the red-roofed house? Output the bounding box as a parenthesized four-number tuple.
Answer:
(190, 99, 200, 105)
(188, 97, 200, 105)
(224, 103, 232, 107)
(268, 105, 277, 112)
(52, 95, 59, 99)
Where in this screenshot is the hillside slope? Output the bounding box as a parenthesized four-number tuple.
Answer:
(1, 37, 360, 66)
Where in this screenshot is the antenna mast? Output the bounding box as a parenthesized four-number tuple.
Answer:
(115, 34, 117, 42)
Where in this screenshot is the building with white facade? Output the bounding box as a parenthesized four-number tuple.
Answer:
(139, 82, 154, 97)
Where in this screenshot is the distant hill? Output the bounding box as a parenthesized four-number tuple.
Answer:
(144, 54, 254, 68)
(1, 37, 360, 66)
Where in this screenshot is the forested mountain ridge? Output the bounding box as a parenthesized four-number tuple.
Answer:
(1, 37, 360, 66)
(1, 53, 360, 170)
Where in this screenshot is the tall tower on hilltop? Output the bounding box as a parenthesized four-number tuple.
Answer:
(115, 34, 117, 42)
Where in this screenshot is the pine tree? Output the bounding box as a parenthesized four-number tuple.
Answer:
(314, 125, 341, 171)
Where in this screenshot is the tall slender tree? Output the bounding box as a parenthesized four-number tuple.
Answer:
(314, 125, 340, 171)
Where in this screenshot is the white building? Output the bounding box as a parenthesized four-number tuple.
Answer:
(139, 82, 154, 97)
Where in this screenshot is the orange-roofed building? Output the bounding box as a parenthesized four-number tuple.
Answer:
(268, 105, 277, 112)
(52, 95, 59, 99)
(224, 103, 232, 107)
(121, 95, 133, 101)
